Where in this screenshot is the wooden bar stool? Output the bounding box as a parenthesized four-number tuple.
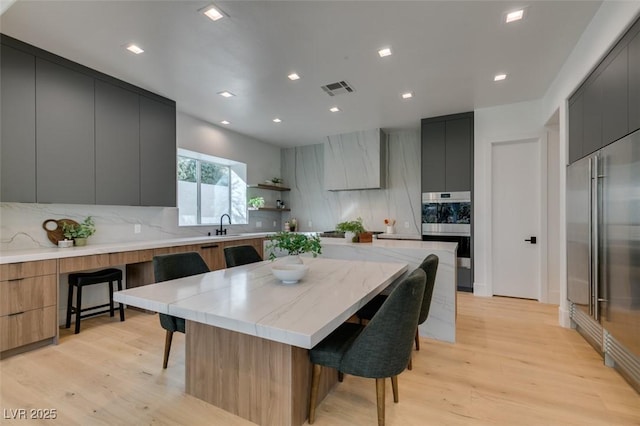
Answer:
(65, 268, 125, 334)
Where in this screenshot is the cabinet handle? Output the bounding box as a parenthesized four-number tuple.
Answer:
(200, 245, 219, 249)
(8, 278, 24, 282)
(8, 311, 24, 317)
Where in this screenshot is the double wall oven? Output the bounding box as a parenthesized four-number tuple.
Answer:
(421, 191, 472, 291)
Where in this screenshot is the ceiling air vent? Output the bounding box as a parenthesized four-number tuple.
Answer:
(321, 81, 355, 97)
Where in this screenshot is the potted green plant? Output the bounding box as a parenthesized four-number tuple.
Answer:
(270, 177, 283, 186)
(335, 217, 366, 242)
(266, 232, 322, 261)
(62, 216, 96, 246)
(248, 196, 265, 209)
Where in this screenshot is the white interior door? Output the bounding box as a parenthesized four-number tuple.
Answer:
(491, 139, 541, 299)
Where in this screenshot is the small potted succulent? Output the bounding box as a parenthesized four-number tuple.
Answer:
(62, 216, 96, 246)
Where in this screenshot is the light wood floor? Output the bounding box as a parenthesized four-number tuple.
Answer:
(1, 293, 638, 425)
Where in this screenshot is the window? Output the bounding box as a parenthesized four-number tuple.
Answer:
(177, 149, 247, 226)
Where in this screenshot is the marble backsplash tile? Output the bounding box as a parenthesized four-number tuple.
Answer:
(281, 129, 421, 234)
(0, 202, 280, 250)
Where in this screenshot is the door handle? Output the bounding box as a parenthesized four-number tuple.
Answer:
(524, 236, 537, 244)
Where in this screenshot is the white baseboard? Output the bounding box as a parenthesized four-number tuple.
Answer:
(558, 305, 572, 328)
(473, 282, 491, 297)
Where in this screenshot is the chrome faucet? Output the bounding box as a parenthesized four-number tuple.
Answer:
(217, 214, 231, 235)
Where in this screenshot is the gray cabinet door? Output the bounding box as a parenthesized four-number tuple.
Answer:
(95, 80, 140, 205)
(421, 121, 446, 192)
(601, 46, 628, 145)
(445, 117, 471, 191)
(35, 58, 95, 204)
(568, 93, 584, 164)
(1, 46, 36, 202)
(582, 73, 603, 157)
(630, 31, 640, 134)
(140, 96, 176, 207)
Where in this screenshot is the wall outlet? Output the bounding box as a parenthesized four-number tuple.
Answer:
(404, 221, 410, 229)
(134, 224, 141, 234)
(256, 221, 262, 228)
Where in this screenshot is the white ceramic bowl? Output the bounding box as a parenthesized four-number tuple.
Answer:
(271, 264, 309, 284)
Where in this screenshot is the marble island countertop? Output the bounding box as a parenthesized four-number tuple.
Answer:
(0, 232, 277, 264)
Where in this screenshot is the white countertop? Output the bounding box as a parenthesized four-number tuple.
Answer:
(319, 236, 457, 252)
(0, 233, 275, 264)
(376, 233, 423, 241)
(114, 257, 408, 349)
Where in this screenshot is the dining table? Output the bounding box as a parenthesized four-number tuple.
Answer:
(114, 256, 408, 426)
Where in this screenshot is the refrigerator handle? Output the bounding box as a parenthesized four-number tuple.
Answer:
(593, 154, 600, 322)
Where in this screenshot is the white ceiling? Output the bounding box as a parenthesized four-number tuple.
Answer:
(1, 1, 602, 147)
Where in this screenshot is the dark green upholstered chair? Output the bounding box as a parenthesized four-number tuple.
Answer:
(308, 268, 426, 426)
(223, 245, 262, 268)
(356, 254, 439, 353)
(152, 252, 209, 369)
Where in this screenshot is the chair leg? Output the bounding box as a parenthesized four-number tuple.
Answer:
(414, 328, 420, 351)
(338, 371, 344, 382)
(74, 284, 82, 334)
(391, 376, 399, 403)
(163, 330, 174, 369)
(117, 279, 125, 322)
(108, 281, 115, 317)
(375, 378, 386, 426)
(65, 283, 74, 329)
(408, 356, 412, 370)
(309, 364, 322, 424)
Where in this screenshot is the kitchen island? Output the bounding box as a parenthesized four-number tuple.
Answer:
(315, 237, 458, 343)
(114, 257, 407, 426)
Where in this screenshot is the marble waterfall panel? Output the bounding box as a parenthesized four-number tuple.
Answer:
(282, 129, 421, 234)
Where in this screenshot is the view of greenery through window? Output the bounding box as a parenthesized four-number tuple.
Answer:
(178, 156, 231, 225)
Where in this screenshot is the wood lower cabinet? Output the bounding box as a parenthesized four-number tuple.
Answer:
(0, 259, 57, 353)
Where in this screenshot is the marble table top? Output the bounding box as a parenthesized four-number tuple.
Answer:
(114, 257, 407, 349)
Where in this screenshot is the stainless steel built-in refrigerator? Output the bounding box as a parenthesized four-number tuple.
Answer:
(567, 129, 640, 392)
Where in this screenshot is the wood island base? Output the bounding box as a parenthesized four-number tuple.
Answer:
(185, 320, 337, 426)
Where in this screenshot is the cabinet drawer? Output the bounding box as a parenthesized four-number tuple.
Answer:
(0, 259, 56, 281)
(0, 305, 57, 352)
(110, 249, 153, 266)
(154, 244, 200, 256)
(59, 254, 110, 273)
(0, 274, 56, 316)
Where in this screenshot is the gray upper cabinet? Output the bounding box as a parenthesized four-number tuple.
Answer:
(421, 112, 473, 193)
(581, 71, 603, 157)
(140, 96, 176, 207)
(1, 45, 36, 203)
(445, 118, 472, 192)
(568, 93, 584, 164)
(421, 121, 446, 192)
(36, 58, 95, 204)
(95, 80, 140, 205)
(630, 31, 640, 133)
(601, 46, 628, 145)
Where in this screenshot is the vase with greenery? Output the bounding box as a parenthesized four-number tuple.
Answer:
(62, 216, 96, 246)
(266, 232, 322, 261)
(335, 217, 366, 242)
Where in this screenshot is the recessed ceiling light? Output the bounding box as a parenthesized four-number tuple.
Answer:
(329, 106, 340, 112)
(125, 44, 144, 54)
(273, 118, 282, 123)
(401, 92, 413, 99)
(378, 47, 392, 58)
(505, 9, 524, 23)
(203, 5, 225, 21)
(218, 91, 235, 98)
(288, 73, 300, 81)
(494, 73, 507, 82)
(221, 120, 230, 125)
